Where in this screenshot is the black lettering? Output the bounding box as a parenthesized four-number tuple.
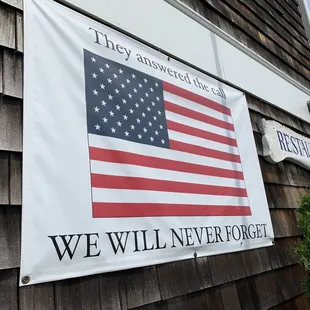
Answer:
(167, 68, 174, 77)
(154, 229, 166, 250)
(151, 61, 158, 69)
(141, 230, 154, 251)
(89, 27, 104, 45)
(296, 138, 304, 155)
(283, 133, 292, 152)
(143, 56, 152, 67)
(115, 44, 124, 54)
(157, 63, 167, 73)
(240, 225, 249, 240)
(256, 224, 262, 238)
(225, 226, 232, 242)
(276, 131, 287, 151)
(232, 225, 241, 241)
(205, 227, 215, 244)
(171, 228, 184, 248)
(290, 137, 299, 154)
(261, 224, 268, 237)
(106, 231, 130, 254)
(184, 228, 194, 246)
(214, 226, 223, 243)
(248, 224, 256, 239)
(193, 227, 203, 244)
(103, 34, 115, 50)
(84, 233, 101, 258)
(48, 234, 83, 261)
(136, 53, 144, 63)
(132, 230, 140, 252)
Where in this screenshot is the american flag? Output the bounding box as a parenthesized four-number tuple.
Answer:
(84, 49, 251, 218)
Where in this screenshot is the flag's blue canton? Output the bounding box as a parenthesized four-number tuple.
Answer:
(84, 49, 170, 149)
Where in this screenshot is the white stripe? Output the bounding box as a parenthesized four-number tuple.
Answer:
(89, 135, 243, 171)
(168, 130, 239, 155)
(166, 111, 236, 139)
(164, 91, 233, 124)
(90, 160, 246, 188)
(92, 188, 249, 205)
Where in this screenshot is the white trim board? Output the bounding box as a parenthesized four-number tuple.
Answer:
(61, 0, 310, 123)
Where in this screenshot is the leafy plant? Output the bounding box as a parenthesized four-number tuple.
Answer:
(296, 195, 310, 300)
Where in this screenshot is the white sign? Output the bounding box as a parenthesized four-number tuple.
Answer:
(21, 0, 274, 285)
(260, 119, 310, 169)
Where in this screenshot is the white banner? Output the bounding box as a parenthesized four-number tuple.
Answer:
(21, 0, 274, 285)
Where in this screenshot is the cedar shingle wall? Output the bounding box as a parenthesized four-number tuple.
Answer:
(1, 0, 310, 309)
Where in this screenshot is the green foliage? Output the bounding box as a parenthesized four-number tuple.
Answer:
(296, 195, 310, 299)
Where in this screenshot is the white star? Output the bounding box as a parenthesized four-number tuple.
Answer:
(119, 69, 123, 74)
(150, 88, 154, 92)
(142, 112, 146, 117)
(116, 105, 121, 110)
(105, 63, 110, 68)
(132, 74, 136, 79)
(103, 117, 108, 123)
(123, 115, 128, 120)
(148, 122, 152, 127)
(138, 83, 142, 88)
(133, 88, 138, 93)
(126, 79, 131, 84)
(129, 109, 134, 114)
(161, 139, 165, 144)
(143, 128, 147, 133)
(153, 116, 157, 121)
(107, 78, 112, 84)
(94, 106, 99, 112)
(117, 121, 122, 127)
(99, 68, 104, 73)
(91, 57, 96, 62)
(93, 90, 98, 95)
(155, 82, 159, 87)
(135, 103, 139, 108)
(111, 127, 116, 133)
(130, 124, 135, 130)
(138, 134, 142, 139)
(158, 111, 161, 115)
(121, 84, 125, 88)
(128, 93, 132, 98)
(140, 98, 144, 102)
(136, 118, 141, 123)
(92, 73, 97, 79)
(109, 111, 114, 116)
(113, 74, 118, 79)
(101, 100, 107, 106)
(156, 96, 160, 101)
(122, 99, 127, 104)
(152, 102, 156, 106)
(150, 137, 154, 142)
(145, 93, 149, 97)
(115, 89, 120, 94)
(159, 125, 163, 129)
(155, 131, 159, 135)
(144, 78, 148, 83)
(147, 107, 151, 112)
(100, 84, 105, 89)
(95, 124, 100, 130)
(108, 94, 113, 100)
(125, 131, 129, 136)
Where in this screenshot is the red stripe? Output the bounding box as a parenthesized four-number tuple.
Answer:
(91, 174, 247, 197)
(167, 120, 237, 147)
(170, 140, 241, 163)
(163, 81, 231, 116)
(165, 101, 234, 131)
(93, 203, 251, 217)
(89, 147, 244, 180)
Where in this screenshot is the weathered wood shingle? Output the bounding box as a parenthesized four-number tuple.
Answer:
(3, 49, 23, 98)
